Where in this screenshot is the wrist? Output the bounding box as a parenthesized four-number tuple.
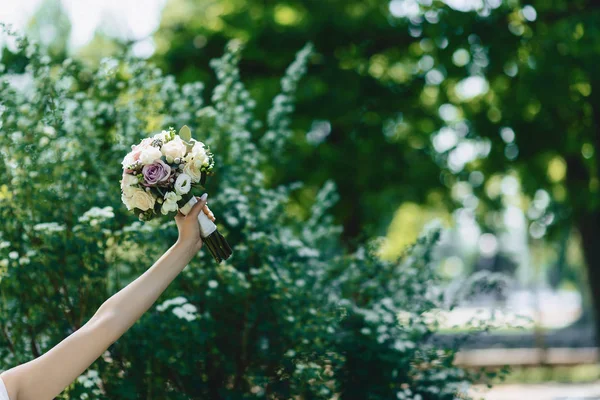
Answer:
(173, 239, 198, 260)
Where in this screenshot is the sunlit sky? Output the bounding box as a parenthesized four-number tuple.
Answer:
(0, 0, 167, 50)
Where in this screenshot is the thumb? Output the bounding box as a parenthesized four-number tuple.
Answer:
(189, 193, 208, 219)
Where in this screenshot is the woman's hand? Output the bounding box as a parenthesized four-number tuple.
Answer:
(175, 193, 216, 253)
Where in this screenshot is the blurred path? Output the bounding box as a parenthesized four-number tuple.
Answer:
(456, 348, 598, 367)
(471, 382, 600, 400)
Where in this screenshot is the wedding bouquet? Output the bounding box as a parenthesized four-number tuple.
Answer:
(120, 125, 232, 263)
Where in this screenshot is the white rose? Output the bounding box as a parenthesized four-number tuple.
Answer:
(174, 173, 192, 195)
(161, 191, 182, 215)
(122, 185, 138, 198)
(121, 174, 138, 189)
(139, 145, 162, 165)
(161, 136, 187, 160)
(183, 159, 202, 183)
(122, 187, 155, 211)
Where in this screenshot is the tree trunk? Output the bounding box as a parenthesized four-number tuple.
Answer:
(577, 212, 600, 344)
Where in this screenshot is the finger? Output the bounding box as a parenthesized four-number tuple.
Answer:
(202, 204, 216, 221)
(205, 205, 216, 221)
(189, 193, 208, 219)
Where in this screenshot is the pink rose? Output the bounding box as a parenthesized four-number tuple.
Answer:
(122, 138, 153, 169)
(142, 160, 171, 186)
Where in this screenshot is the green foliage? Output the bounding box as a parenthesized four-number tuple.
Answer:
(0, 33, 498, 399)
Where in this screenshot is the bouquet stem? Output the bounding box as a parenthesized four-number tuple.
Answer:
(180, 196, 233, 263)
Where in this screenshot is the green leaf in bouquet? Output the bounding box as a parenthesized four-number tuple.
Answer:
(179, 125, 192, 142)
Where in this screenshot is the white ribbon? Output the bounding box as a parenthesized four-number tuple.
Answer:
(180, 196, 217, 238)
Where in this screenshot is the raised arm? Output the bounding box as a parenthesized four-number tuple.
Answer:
(0, 194, 213, 400)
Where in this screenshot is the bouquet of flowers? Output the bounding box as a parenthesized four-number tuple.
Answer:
(120, 125, 232, 263)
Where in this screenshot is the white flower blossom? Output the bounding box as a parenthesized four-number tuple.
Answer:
(121, 173, 138, 188)
(79, 206, 115, 223)
(157, 296, 188, 311)
(33, 222, 66, 232)
(153, 130, 169, 142)
(161, 191, 182, 215)
(174, 173, 192, 195)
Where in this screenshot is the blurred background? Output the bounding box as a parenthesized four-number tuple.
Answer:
(1, 0, 599, 398)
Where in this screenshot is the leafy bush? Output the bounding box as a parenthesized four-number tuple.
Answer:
(0, 30, 497, 399)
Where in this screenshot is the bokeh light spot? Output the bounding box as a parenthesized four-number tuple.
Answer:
(452, 48, 471, 67)
(547, 156, 567, 183)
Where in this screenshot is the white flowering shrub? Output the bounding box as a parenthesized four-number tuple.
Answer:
(0, 30, 500, 399)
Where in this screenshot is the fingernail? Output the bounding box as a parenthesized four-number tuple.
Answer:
(200, 193, 208, 201)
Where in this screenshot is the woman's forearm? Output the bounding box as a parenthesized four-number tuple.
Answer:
(92, 240, 196, 340)
(0, 242, 198, 400)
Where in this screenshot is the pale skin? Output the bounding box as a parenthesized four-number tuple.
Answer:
(0, 194, 216, 400)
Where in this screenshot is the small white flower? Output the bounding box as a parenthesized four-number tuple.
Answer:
(157, 296, 188, 311)
(208, 280, 219, 288)
(8, 251, 18, 260)
(174, 173, 192, 195)
(161, 191, 182, 215)
(153, 130, 169, 142)
(182, 303, 197, 313)
(172, 306, 197, 321)
(79, 206, 115, 223)
(164, 191, 182, 202)
(33, 222, 66, 232)
(42, 125, 56, 137)
(139, 146, 162, 165)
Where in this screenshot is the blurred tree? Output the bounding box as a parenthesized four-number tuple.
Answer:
(152, 0, 445, 245)
(26, 0, 71, 61)
(153, 0, 600, 339)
